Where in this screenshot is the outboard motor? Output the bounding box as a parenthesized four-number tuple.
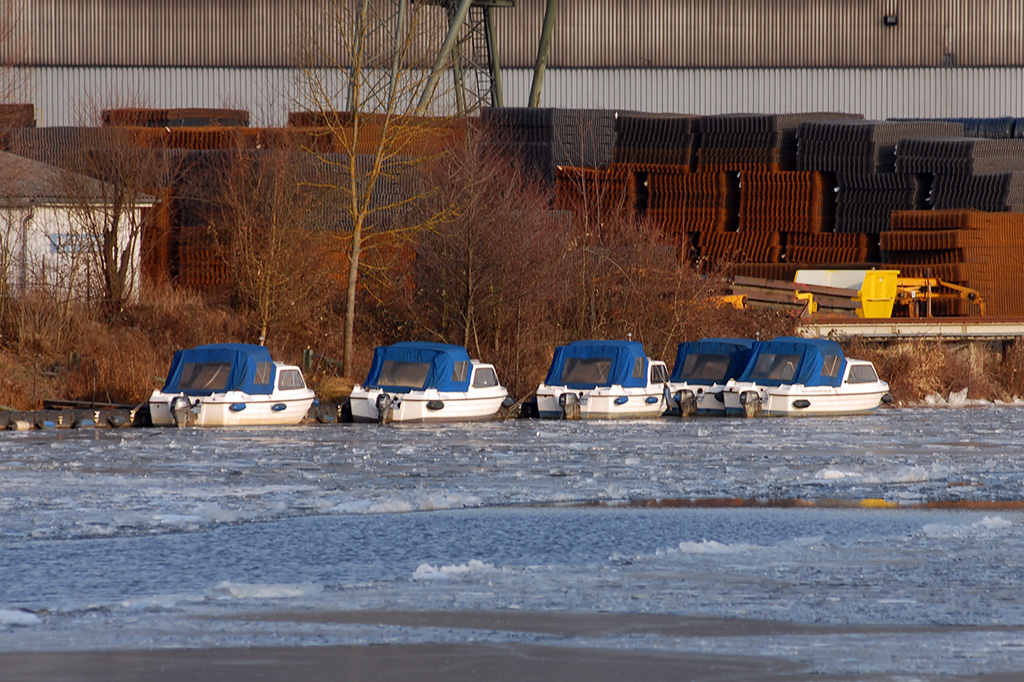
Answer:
(675, 389, 698, 417)
(170, 395, 194, 427)
(739, 390, 763, 418)
(375, 393, 395, 425)
(558, 392, 581, 420)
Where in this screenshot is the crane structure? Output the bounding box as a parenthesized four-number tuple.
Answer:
(415, 0, 515, 116)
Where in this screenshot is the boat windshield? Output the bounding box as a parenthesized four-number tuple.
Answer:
(178, 362, 232, 392)
(748, 353, 801, 383)
(847, 364, 880, 383)
(679, 353, 732, 382)
(560, 357, 612, 385)
(378, 360, 431, 389)
(473, 367, 498, 388)
(277, 369, 306, 390)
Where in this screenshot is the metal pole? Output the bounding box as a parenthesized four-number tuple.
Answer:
(528, 0, 558, 108)
(415, 0, 474, 115)
(484, 5, 503, 107)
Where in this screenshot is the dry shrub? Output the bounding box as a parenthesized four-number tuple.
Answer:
(845, 338, 1003, 405)
(995, 340, 1024, 400)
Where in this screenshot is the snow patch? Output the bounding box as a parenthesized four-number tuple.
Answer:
(0, 609, 41, 626)
(412, 560, 499, 580)
(659, 539, 746, 555)
(207, 581, 324, 600)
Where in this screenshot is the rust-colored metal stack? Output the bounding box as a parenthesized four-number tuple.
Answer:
(882, 210, 1024, 316)
(554, 165, 639, 219)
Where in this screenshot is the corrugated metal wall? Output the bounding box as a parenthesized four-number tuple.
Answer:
(502, 67, 1024, 118)
(18, 0, 448, 68)
(21, 66, 1024, 127)
(12, 0, 1024, 68)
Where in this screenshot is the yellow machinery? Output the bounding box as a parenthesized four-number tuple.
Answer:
(795, 270, 899, 318)
(893, 277, 986, 317)
(729, 270, 986, 319)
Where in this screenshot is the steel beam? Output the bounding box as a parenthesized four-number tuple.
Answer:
(416, 0, 474, 115)
(528, 0, 558, 108)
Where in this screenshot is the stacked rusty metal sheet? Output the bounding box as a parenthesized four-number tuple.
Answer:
(102, 108, 250, 127)
(881, 210, 1024, 316)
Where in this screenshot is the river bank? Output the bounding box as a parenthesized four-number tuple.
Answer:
(0, 284, 1020, 412)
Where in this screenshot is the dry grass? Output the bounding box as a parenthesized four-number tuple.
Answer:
(846, 338, 1008, 405)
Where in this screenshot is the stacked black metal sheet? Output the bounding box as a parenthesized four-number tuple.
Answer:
(481, 107, 619, 185)
(612, 113, 699, 167)
(832, 172, 925, 233)
(698, 113, 862, 171)
(895, 137, 1024, 212)
(929, 173, 1024, 212)
(796, 120, 963, 173)
(895, 137, 1024, 175)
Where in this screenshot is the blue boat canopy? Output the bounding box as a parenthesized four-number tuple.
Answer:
(363, 342, 472, 393)
(161, 343, 276, 396)
(670, 338, 756, 385)
(543, 340, 650, 389)
(736, 337, 848, 388)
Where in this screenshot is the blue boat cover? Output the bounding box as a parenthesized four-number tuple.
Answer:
(161, 343, 276, 396)
(670, 338, 756, 385)
(543, 340, 650, 389)
(736, 337, 848, 388)
(363, 342, 472, 393)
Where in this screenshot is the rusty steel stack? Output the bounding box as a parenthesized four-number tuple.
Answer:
(689, 113, 861, 270)
(882, 210, 1024, 316)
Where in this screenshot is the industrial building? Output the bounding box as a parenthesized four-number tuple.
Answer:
(7, 0, 1024, 125)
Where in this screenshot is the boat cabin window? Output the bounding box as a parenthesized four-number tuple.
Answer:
(847, 364, 880, 384)
(821, 355, 842, 378)
(473, 367, 498, 388)
(560, 357, 612, 385)
(749, 353, 801, 382)
(680, 353, 731, 382)
(632, 357, 645, 379)
(254, 361, 273, 386)
(178, 362, 231, 391)
(378, 360, 431, 389)
(451, 361, 469, 383)
(277, 369, 306, 390)
(650, 364, 669, 383)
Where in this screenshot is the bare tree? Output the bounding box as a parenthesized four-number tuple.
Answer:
(300, 0, 455, 377)
(210, 145, 326, 346)
(411, 127, 571, 397)
(54, 128, 180, 318)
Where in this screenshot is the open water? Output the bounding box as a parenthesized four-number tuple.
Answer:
(3, 407, 1024, 678)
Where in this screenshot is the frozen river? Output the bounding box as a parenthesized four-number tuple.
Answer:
(3, 407, 1024, 679)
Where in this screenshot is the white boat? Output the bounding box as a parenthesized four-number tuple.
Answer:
(349, 342, 509, 424)
(721, 337, 892, 417)
(149, 343, 316, 427)
(535, 340, 670, 419)
(666, 338, 756, 416)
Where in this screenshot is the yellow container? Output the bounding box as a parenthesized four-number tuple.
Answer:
(856, 270, 898, 318)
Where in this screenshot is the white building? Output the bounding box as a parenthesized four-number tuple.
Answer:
(0, 151, 152, 304)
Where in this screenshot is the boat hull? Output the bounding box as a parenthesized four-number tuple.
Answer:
(349, 387, 507, 424)
(536, 386, 668, 420)
(149, 391, 315, 427)
(722, 383, 889, 417)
